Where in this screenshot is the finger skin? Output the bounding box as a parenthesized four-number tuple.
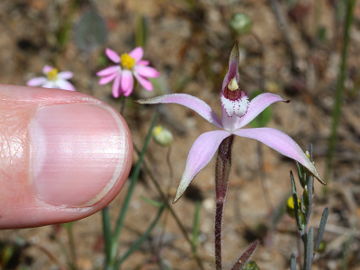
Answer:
(0, 84, 133, 228)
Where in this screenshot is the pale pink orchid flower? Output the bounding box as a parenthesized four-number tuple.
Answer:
(139, 44, 324, 202)
(97, 47, 160, 98)
(27, 65, 75, 91)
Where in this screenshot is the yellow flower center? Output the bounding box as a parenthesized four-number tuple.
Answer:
(47, 68, 59, 81)
(120, 53, 136, 70)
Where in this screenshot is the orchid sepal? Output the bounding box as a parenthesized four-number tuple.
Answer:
(174, 130, 231, 202)
(232, 127, 325, 184)
(138, 93, 223, 129)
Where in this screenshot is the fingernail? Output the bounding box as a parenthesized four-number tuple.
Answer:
(30, 103, 129, 207)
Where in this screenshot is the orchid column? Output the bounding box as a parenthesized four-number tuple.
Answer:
(139, 43, 324, 269)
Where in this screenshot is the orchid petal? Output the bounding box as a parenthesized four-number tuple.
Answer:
(42, 65, 53, 73)
(121, 70, 134, 93)
(135, 65, 159, 78)
(58, 71, 73, 79)
(236, 93, 288, 129)
(27, 77, 47, 86)
(56, 80, 76, 91)
(99, 73, 117, 85)
(134, 73, 153, 91)
(138, 93, 222, 128)
(105, 48, 120, 63)
(129, 47, 143, 61)
(96, 65, 120, 76)
(222, 43, 240, 90)
(233, 128, 324, 183)
(175, 130, 231, 202)
(112, 74, 121, 98)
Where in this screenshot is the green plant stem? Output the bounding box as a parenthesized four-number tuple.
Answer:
(115, 205, 165, 267)
(108, 112, 158, 269)
(135, 146, 205, 270)
(303, 227, 314, 270)
(326, 0, 357, 180)
(102, 207, 112, 267)
(191, 201, 202, 253)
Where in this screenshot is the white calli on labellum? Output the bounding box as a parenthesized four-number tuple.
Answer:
(139, 44, 325, 202)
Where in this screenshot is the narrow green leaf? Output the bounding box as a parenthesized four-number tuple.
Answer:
(290, 253, 297, 270)
(305, 175, 313, 224)
(140, 196, 164, 208)
(191, 201, 202, 251)
(315, 207, 329, 251)
(304, 227, 314, 270)
(290, 172, 301, 231)
(135, 15, 148, 47)
(295, 162, 304, 186)
(101, 207, 112, 266)
(114, 113, 158, 238)
(115, 206, 165, 267)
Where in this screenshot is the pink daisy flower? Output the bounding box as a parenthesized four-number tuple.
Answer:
(97, 47, 160, 97)
(27, 65, 75, 91)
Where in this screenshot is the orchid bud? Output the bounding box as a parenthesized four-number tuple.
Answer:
(286, 196, 301, 218)
(152, 125, 173, 147)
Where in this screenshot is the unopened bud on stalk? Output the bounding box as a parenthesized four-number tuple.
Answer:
(286, 196, 300, 218)
(152, 125, 173, 146)
(230, 13, 252, 35)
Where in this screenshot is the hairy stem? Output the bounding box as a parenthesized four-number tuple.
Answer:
(215, 135, 234, 270)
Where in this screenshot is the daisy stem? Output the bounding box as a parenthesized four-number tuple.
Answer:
(215, 135, 234, 270)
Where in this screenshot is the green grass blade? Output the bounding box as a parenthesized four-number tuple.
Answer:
(111, 112, 158, 264)
(315, 207, 329, 251)
(115, 205, 165, 267)
(290, 253, 297, 270)
(326, 0, 357, 180)
(304, 227, 314, 270)
(191, 201, 202, 252)
(101, 207, 112, 267)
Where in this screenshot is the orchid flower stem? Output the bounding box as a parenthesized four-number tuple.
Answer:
(325, 0, 357, 181)
(215, 135, 234, 270)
